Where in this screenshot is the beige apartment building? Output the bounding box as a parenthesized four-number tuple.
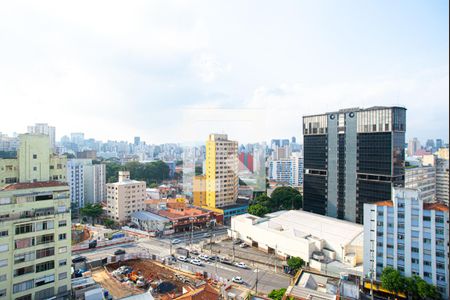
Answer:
(0, 134, 67, 188)
(205, 134, 239, 209)
(106, 171, 146, 223)
(0, 134, 71, 300)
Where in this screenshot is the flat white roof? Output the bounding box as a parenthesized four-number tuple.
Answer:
(233, 210, 363, 248)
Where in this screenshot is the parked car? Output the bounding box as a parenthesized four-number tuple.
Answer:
(203, 233, 211, 238)
(232, 239, 242, 245)
(72, 256, 87, 263)
(198, 254, 209, 261)
(232, 276, 244, 284)
(177, 256, 187, 262)
(190, 259, 203, 266)
(209, 255, 220, 262)
(234, 262, 248, 269)
(114, 249, 126, 255)
(239, 243, 249, 248)
(219, 257, 232, 265)
(190, 250, 199, 256)
(171, 239, 182, 244)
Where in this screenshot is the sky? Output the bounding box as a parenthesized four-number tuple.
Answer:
(0, 1, 448, 144)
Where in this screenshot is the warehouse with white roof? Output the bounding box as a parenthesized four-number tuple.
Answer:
(229, 210, 364, 267)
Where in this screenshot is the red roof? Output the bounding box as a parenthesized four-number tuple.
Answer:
(174, 284, 219, 300)
(424, 202, 449, 212)
(1, 181, 68, 191)
(375, 200, 394, 207)
(157, 207, 209, 220)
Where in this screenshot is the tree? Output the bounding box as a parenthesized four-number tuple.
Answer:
(287, 256, 305, 273)
(80, 204, 104, 225)
(253, 194, 271, 207)
(103, 218, 117, 229)
(415, 277, 440, 299)
(248, 204, 270, 217)
(270, 186, 302, 210)
(268, 288, 286, 300)
(381, 267, 405, 297)
(63, 152, 76, 159)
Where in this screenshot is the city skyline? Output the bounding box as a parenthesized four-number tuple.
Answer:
(0, 1, 448, 143)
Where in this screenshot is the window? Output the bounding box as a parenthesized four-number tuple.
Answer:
(36, 234, 54, 245)
(13, 280, 34, 294)
(15, 295, 32, 300)
(58, 246, 67, 253)
(0, 244, 8, 252)
(35, 221, 54, 231)
(411, 247, 419, 253)
(33, 167, 37, 171)
(58, 272, 67, 280)
(14, 252, 34, 264)
(58, 220, 67, 227)
(0, 275, 6, 282)
(34, 275, 55, 287)
(58, 259, 67, 266)
(57, 286, 67, 294)
(15, 223, 34, 235)
(435, 216, 444, 223)
(32, 154, 37, 159)
(35, 261, 54, 273)
(0, 259, 7, 268)
(0, 289, 5, 298)
(0, 230, 7, 237)
(14, 266, 34, 277)
(36, 247, 54, 259)
(58, 233, 67, 240)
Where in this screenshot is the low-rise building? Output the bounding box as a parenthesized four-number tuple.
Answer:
(130, 211, 172, 234)
(363, 187, 449, 298)
(106, 171, 146, 223)
(229, 210, 364, 266)
(156, 204, 213, 233)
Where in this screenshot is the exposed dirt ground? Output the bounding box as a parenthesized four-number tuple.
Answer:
(92, 268, 141, 299)
(105, 259, 187, 297)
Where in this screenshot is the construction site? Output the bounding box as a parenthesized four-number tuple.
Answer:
(87, 258, 223, 299)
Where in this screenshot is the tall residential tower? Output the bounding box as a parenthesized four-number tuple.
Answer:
(303, 106, 406, 223)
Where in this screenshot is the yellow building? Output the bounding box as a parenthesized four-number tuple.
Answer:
(205, 134, 239, 209)
(193, 175, 206, 207)
(0, 134, 72, 300)
(436, 147, 449, 160)
(0, 134, 67, 188)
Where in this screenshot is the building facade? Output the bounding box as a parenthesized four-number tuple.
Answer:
(268, 154, 303, 187)
(27, 123, 56, 151)
(106, 171, 146, 223)
(405, 165, 436, 203)
(192, 175, 206, 207)
(205, 134, 239, 209)
(303, 106, 406, 223)
(0, 133, 71, 300)
(363, 188, 449, 298)
(436, 158, 449, 205)
(0, 134, 67, 189)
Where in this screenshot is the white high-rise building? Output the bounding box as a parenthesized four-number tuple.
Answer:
(436, 158, 449, 205)
(67, 159, 106, 208)
(268, 153, 303, 187)
(405, 161, 436, 203)
(27, 123, 56, 150)
(84, 163, 106, 204)
(67, 159, 89, 209)
(363, 188, 449, 298)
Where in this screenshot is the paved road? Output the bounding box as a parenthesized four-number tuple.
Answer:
(74, 236, 290, 294)
(171, 257, 290, 294)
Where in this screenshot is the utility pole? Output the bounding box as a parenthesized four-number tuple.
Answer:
(190, 217, 194, 250)
(274, 244, 277, 273)
(209, 222, 214, 254)
(255, 266, 259, 294)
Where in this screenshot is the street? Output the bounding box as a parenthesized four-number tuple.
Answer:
(75, 231, 290, 294)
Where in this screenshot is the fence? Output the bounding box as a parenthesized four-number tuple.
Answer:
(72, 236, 135, 252)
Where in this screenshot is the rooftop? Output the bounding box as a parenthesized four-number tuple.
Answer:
(131, 211, 170, 222)
(157, 207, 210, 220)
(232, 210, 363, 248)
(375, 200, 449, 212)
(174, 283, 219, 300)
(1, 181, 68, 191)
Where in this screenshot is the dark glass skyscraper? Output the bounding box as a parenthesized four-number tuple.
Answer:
(302, 106, 406, 224)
